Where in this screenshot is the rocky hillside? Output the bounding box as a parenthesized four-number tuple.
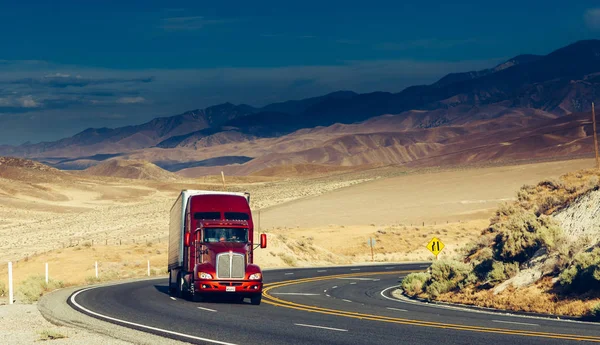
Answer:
(402, 168, 600, 317)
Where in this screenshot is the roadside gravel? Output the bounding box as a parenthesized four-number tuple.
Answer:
(0, 302, 132, 345)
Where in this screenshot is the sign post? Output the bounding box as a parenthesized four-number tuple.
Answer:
(426, 237, 445, 260)
(368, 238, 376, 262)
(8, 262, 13, 305)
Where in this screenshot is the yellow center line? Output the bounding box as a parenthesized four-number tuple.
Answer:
(262, 271, 600, 342)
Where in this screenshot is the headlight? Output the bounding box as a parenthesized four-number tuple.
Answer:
(198, 272, 213, 279)
(248, 273, 262, 280)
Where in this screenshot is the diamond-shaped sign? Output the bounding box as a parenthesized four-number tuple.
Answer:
(426, 237, 445, 257)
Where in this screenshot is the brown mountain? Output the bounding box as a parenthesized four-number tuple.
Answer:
(0, 40, 598, 172)
(81, 159, 179, 180)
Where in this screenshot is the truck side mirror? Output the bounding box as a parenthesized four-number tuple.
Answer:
(260, 234, 267, 249)
(185, 232, 191, 247)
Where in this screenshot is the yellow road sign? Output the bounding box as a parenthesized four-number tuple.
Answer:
(426, 237, 445, 257)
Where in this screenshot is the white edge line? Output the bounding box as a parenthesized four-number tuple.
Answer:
(326, 294, 331, 297)
(492, 320, 539, 327)
(332, 286, 338, 289)
(342, 299, 352, 303)
(350, 269, 360, 271)
(284, 273, 294, 275)
(197, 306, 217, 312)
(70, 288, 238, 345)
(317, 270, 327, 272)
(170, 297, 176, 301)
(386, 307, 407, 312)
(350, 282, 357, 285)
(379, 285, 600, 326)
(294, 323, 348, 332)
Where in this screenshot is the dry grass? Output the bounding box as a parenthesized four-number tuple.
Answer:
(436, 282, 600, 317)
(17, 276, 65, 303)
(38, 329, 68, 341)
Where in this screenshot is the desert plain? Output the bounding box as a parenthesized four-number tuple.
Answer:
(0, 157, 594, 289)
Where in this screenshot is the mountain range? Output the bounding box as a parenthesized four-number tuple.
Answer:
(0, 39, 599, 176)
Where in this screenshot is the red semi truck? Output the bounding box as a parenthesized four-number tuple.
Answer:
(168, 190, 267, 305)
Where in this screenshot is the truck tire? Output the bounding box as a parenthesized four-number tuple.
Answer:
(176, 272, 184, 298)
(250, 294, 262, 305)
(168, 271, 175, 295)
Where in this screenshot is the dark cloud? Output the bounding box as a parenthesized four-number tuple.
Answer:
(10, 74, 154, 89)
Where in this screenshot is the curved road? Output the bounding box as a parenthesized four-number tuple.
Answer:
(69, 263, 600, 344)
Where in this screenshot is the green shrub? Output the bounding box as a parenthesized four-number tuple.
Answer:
(426, 280, 453, 298)
(426, 260, 473, 297)
(430, 260, 471, 282)
(485, 261, 519, 285)
(559, 249, 600, 292)
(401, 272, 429, 296)
(589, 303, 600, 319)
(491, 208, 564, 263)
(17, 276, 65, 303)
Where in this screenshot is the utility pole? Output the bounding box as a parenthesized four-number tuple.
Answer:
(593, 102, 599, 170)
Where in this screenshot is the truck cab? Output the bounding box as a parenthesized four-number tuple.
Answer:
(168, 191, 267, 305)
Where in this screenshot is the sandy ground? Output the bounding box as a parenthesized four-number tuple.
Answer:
(260, 159, 594, 229)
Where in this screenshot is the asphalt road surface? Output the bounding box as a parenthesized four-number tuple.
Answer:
(69, 263, 600, 344)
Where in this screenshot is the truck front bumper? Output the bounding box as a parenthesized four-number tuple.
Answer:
(195, 280, 263, 294)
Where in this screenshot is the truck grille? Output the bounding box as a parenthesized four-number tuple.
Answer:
(216, 253, 245, 279)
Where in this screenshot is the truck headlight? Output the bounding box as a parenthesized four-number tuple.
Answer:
(198, 272, 213, 279)
(248, 273, 262, 280)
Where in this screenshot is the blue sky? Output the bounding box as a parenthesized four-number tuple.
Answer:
(0, 0, 599, 145)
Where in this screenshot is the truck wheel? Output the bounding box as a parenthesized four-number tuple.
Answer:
(168, 271, 175, 295)
(177, 272, 184, 298)
(250, 294, 262, 305)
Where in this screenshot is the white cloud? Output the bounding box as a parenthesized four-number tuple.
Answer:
(0, 95, 39, 108)
(44, 73, 72, 78)
(116, 96, 146, 104)
(585, 8, 600, 31)
(19, 95, 38, 108)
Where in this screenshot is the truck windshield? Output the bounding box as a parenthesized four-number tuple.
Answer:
(204, 228, 248, 243)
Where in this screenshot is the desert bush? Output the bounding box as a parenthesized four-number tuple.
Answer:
(17, 275, 65, 303)
(537, 178, 564, 191)
(485, 261, 519, 285)
(589, 303, 600, 319)
(430, 260, 471, 283)
(490, 207, 564, 263)
(278, 253, 297, 267)
(401, 272, 429, 296)
(82, 241, 92, 248)
(559, 248, 600, 292)
(38, 329, 67, 341)
(0, 280, 6, 296)
(417, 260, 474, 298)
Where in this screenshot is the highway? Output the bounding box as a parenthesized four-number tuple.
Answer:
(69, 263, 600, 344)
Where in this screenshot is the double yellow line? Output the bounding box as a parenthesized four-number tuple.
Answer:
(263, 271, 600, 342)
